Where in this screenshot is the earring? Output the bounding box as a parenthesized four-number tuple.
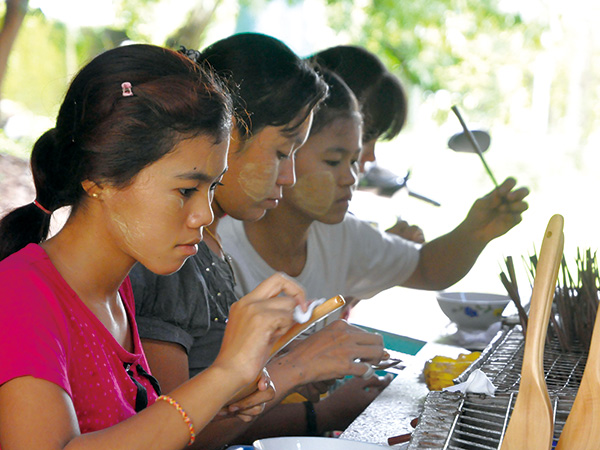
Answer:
(91, 193, 99, 198)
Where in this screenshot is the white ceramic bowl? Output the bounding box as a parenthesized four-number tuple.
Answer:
(436, 291, 510, 331)
(252, 437, 386, 449)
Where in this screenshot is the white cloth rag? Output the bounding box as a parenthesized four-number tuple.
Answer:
(443, 369, 497, 396)
(293, 298, 326, 324)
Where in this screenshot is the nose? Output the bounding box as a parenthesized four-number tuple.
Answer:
(276, 157, 296, 187)
(186, 192, 214, 230)
(340, 164, 359, 188)
(359, 142, 376, 174)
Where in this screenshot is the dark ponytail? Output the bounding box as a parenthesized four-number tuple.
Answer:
(0, 44, 233, 261)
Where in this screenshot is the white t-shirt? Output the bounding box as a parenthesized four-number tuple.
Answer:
(218, 213, 421, 302)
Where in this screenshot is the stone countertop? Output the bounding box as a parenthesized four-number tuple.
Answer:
(341, 341, 469, 447)
(341, 287, 503, 447)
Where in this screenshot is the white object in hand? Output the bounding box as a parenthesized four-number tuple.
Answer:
(443, 369, 497, 396)
(293, 298, 326, 324)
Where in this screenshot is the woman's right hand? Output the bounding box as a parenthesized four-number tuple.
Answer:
(212, 272, 307, 388)
(272, 320, 386, 386)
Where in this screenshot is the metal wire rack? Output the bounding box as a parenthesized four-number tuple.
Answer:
(407, 325, 587, 449)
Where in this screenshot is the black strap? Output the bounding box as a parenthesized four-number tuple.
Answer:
(303, 401, 318, 436)
(136, 363, 162, 397)
(124, 363, 162, 412)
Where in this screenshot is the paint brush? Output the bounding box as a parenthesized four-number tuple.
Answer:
(451, 105, 499, 188)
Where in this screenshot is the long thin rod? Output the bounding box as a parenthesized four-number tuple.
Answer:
(451, 105, 499, 188)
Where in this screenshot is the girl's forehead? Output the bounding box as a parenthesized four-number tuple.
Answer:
(150, 136, 227, 176)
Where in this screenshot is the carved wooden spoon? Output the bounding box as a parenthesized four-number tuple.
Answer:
(500, 214, 564, 450)
(556, 289, 600, 449)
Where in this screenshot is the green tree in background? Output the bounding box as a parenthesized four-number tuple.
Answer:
(0, 0, 575, 148)
(0, 0, 28, 103)
(0, 0, 221, 111)
(325, 0, 546, 124)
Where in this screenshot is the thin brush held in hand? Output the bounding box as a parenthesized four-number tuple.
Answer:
(451, 105, 499, 188)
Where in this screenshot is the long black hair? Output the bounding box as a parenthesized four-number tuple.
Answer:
(0, 44, 233, 261)
(184, 33, 328, 140)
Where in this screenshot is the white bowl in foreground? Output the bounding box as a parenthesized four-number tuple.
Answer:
(253, 437, 386, 449)
(436, 291, 510, 331)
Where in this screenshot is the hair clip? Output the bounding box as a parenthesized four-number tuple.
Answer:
(121, 82, 133, 97)
(179, 46, 201, 64)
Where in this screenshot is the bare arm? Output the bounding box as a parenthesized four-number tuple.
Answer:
(203, 321, 386, 446)
(191, 321, 386, 449)
(236, 375, 393, 441)
(0, 273, 305, 450)
(142, 339, 190, 395)
(0, 364, 250, 450)
(403, 177, 529, 290)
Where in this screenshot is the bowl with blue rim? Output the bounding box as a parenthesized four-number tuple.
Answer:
(436, 291, 510, 331)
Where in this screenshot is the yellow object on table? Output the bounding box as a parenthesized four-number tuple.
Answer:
(423, 352, 481, 391)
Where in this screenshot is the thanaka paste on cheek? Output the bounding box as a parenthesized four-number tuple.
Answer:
(104, 177, 156, 262)
(108, 198, 155, 262)
(290, 171, 335, 216)
(238, 160, 278, 201)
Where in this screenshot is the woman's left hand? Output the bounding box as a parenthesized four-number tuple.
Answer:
(217, 369, 275, 422)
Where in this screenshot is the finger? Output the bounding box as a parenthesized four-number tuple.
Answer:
(406, 226, 425, 243)
(235, 402, 266, 416)
(310, 380, 335, 396)
(228, 385, 274, 411)
(502, 201, 529, 214)
(234, 296, 300, 340)
(364, 373, 394, 389)
(257, 368, 273, 391)
(235, 413, 254, 423)
(486, 178, 517, 204)
(498, 177, 517, 192)
(505, 187, 530, 203)
(360, 362, 376, 379)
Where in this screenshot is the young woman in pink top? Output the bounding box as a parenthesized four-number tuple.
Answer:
(0, 43, 307, 450)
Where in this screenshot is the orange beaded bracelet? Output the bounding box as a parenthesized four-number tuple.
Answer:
(156, 395, 196, 446)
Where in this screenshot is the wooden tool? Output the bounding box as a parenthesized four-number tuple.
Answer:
(556, 291, 600, 448)
(227, 295, 346, 404)
(500, 214, 564, 450)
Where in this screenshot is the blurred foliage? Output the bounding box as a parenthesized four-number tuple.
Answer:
(325, 0, 547, 124)
(111, 0, 162, 42)
(3, 8, 65, 116)
(0, 0, 579, 156)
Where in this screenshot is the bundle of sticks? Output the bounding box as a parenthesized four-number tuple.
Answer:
(500, 248, 600, 351)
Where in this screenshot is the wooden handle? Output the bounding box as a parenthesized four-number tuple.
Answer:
(269, 295, 346, 355)
(525, 214, 564, 374)
(227, 295, 346, 404)
(501, 214, 564, 450)
(556, 286, 600, 448)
